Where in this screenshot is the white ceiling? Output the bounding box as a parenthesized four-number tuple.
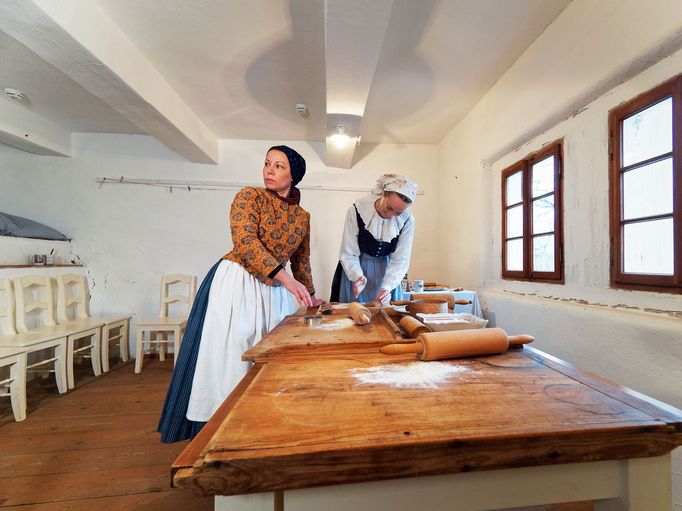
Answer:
(0, 0, 570, 164)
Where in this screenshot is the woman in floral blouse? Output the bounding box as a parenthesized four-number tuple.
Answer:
(158, 145, 321, 443)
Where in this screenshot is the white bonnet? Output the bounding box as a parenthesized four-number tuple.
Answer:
(370, 174, 418, 202)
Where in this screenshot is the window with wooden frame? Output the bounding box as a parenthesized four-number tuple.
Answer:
(502, 142, 564, 282)
(609, 76, 681, 293)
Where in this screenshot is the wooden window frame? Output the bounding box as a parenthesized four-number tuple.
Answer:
(501, 141, 564, 283)
(609, 76, 682, 294)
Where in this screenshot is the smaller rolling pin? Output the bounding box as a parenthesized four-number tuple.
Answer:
(380, 328, 534, 360)
(399, 316, 432, 338)
(348, 302, 372, 325)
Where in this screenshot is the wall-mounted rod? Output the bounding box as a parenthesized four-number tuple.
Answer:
(96, 177, 424, 194)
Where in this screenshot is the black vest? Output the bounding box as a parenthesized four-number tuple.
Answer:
(354, 204, 401, 257)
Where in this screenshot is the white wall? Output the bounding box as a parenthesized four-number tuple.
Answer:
(0, 134, 438, 334)
(438, 0, 682, 507)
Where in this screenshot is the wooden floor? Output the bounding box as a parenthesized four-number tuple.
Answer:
(0, 357, 591, 511)
(0, 357, 213, 510)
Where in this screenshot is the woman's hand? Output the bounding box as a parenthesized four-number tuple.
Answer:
(274, 269, 314, 307)
(373, 288, 391, 305)
(353, 275, 367, 297)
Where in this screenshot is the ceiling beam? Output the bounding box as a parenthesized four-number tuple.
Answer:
(324, 0, 394, 168)
(0, 99, 71, 156)
(0, 0, 218, 164)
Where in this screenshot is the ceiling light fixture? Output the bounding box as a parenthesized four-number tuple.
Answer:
(3, 88, 28, 102)
(330, 124, 351, 147)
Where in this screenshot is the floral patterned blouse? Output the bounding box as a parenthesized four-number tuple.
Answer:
(223, 187, 314, 295)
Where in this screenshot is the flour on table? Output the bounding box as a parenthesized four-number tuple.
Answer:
(349, 362, 466, 388)
(313, 318, 355, 330)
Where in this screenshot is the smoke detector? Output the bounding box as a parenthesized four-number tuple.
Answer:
(294, 103, 308, 115)
(3, 88, 27, 102)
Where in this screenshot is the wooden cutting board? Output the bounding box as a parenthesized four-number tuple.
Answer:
(242, 308, 404, 362)
(174, 347, 682, 496)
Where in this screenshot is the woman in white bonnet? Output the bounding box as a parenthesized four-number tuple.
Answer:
(330, 174, 417, 305)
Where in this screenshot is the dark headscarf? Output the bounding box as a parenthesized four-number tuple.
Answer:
(268, 145, 306, 186)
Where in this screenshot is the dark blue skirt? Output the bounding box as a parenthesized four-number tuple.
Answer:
(157, 260, 221, 443)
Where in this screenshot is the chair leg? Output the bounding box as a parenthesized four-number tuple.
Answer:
(10, 353, 27, 422)
(157, 332, 166, 361)
(120, 320, 130, 362)
(66, 337, 76, 390)
(54, 340, 68, 394)
(135, 328, 144, 373)
(173, 326, 182, 367)
(101, 325, 111, 373)
(91, 330, 101, 377)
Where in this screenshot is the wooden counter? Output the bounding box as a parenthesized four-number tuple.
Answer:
(172, 311, 682, 511)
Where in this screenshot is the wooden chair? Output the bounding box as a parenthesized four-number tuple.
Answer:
(135, 274, 197, 373)
(0, 278, 68, 420)
(14, 275, 102, 390)
(57, 274, 131, 373)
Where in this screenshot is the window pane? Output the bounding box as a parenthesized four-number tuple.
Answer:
(533, 234, 555, 272)
(623, 158, 673, 220)
(506, 205, 523, 239)
(532, 156, 554, 198)
(506, 171, 522, 205)
(532, 195, 554, 234)
(623, 218, 674, 275)
(622, 97, 672, 167)
(506, 239, 523, 271)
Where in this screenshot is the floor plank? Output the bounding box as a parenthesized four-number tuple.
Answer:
(0, 358, 212, 510)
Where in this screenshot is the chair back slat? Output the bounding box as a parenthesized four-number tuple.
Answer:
(0, 278, 17, 335)
(159, 274, 197, 318)
(13, 276, 57, 333)
(56, 274, 89, 323)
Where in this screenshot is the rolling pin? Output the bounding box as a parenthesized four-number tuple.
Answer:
(348, 302, 371, 325)
(380, 328, 534, 360)
(399, 316, 432, 338)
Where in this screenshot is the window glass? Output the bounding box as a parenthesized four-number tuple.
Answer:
(622, 97, 672, 167)
(505, 171, 522, 205)
(532, 234, 555, 272)
(506, 205, 523, 239)
(623, 219, 674, 275)
(532, 195, 554, 234)
(506, 239, 523, 271)
(531, 156, 554, 198)
(622, 158, 673, 220)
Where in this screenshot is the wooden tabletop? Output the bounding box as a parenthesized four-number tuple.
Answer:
(173, 346, 682, 496)
(242, 308, 404, 362)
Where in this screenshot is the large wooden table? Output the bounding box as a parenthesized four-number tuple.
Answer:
(172, 308, 682, 511)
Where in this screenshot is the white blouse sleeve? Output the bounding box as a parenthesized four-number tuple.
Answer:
(380, 214, 415, 291)
(339, 205, 364, 283)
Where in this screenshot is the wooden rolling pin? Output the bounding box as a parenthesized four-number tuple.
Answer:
(380, 328, 534, 360)
(348, 302, 371, 325)
(399, 316, 432, 338)
(411, 293, 472, 308)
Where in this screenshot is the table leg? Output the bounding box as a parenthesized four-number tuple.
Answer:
(594, 453, 671, 511)
(215, 491, 281, 511)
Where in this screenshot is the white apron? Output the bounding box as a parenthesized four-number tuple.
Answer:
(186, 259, 298, 421)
